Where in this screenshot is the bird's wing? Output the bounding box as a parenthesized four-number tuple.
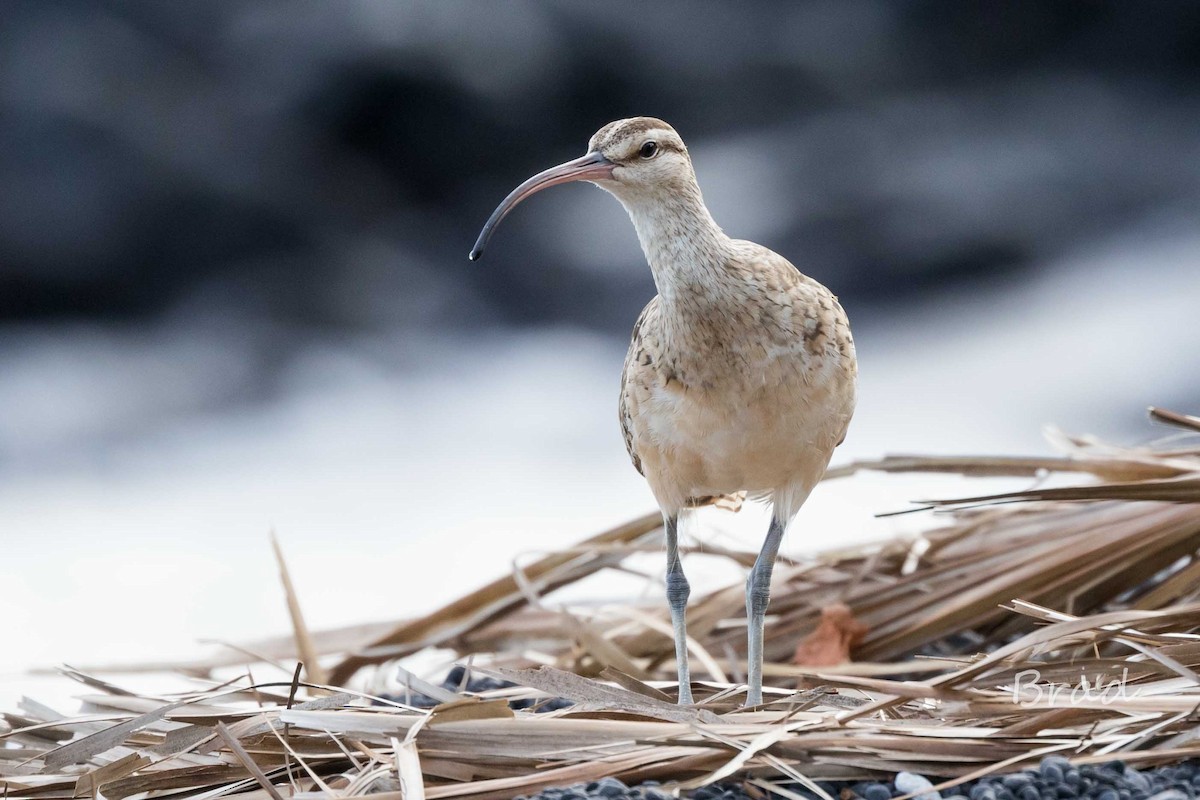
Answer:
(618, 298, 659, 476)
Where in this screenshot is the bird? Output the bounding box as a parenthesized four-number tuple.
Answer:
(469, 117, 857, 706)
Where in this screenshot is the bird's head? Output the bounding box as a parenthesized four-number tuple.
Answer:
(469, 117, 694, 261)
(588, 117, 693, 196)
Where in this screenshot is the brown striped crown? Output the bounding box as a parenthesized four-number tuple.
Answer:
(588, 117, 688, 163)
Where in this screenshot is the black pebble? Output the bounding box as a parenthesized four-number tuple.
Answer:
(520, 759, 1200, 800)
(865, 784, 892, 800)
(598, 778, 627, 798)
(1124, 771, 1150, 793)
(971, 785, 997, 800)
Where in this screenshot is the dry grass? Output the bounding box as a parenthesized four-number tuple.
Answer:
(4, 407, 1200, 800)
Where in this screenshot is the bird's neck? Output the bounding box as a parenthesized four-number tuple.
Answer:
(618, 182, 733, 309)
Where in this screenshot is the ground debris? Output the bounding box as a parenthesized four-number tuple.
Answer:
(7, 409, 1200, 800)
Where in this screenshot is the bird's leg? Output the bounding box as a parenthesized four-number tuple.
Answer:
(745, 515, 785, 706)
(664, 513, 693, 704)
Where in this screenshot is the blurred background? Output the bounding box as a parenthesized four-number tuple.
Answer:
(2, 1, 1199, 698)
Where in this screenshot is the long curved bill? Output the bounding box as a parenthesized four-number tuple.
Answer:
(469, 151, 615, 261)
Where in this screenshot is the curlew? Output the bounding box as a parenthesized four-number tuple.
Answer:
(470, 118, 857, 706)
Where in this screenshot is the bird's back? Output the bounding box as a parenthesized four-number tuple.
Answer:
(619, 243, 856, 514)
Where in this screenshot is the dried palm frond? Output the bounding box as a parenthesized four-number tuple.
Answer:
(6, 408, 1200, 800)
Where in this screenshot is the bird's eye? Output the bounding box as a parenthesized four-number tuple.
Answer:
(639, 141, 658, 159)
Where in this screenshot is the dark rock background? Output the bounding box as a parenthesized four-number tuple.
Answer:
(4, 1, 1198, 332)
(2, 0, 1199, 479)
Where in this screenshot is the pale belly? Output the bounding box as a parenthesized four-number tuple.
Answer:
(634, 366, 856, 506)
